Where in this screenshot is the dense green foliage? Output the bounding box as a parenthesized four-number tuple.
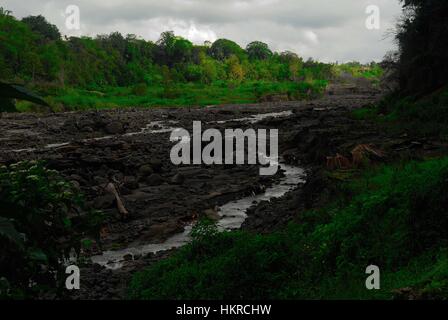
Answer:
(354, 0, 448, 137)
(352, 88, 448, 138)
(335, 62, 383, 82)
(0, 9, 380, 111)
(129, 158, 448, 299)
(21, 15, 61, 42)
(0, 161, 102, 299)
(0, 10, 323, 87)
(396, 0, 448, 95)
(15, 80, 328, 111)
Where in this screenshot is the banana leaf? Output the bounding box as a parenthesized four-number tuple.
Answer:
(0, 81, 49, 107)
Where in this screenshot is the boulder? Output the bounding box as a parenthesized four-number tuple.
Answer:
(203, 207, 220, 221)
(93, 194, 115, 209)
(149, 159, 163, 173)
(146, 173, 164, 186)
(170, 173, 185, 185)
(105, 121, 124, 134)
(139, 164, 154, 176)
(123, 176, 139, 190)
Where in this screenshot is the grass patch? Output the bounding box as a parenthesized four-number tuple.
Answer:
(128, 157, 448, 300)
(15, 80, 328, 112)
(351, 106, 379, 121)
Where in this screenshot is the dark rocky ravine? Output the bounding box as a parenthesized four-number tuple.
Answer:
(1, 87, 398, 299)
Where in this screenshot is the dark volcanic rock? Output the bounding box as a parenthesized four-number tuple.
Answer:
(93, 194, 115, 209)
(123, 176, 139, 190)
(149, 159, 163, 173)
(105, 121, 124, 134)
(138, 164, 154, 176)
(146, 173, 164, 186)
(170, 173, 185, 185)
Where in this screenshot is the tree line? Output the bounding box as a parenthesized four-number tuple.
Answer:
(0, 9, 352, 90)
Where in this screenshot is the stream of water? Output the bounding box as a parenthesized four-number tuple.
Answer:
(7, 110, 306, 270)
(90, 162, 305, 270)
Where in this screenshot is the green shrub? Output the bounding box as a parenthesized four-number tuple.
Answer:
(0, 161, 102, 299)
(131, 83, 148, 96)
(352, 89, 448, 138)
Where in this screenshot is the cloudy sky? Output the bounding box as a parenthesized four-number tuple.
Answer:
(2, 0, 403, 62)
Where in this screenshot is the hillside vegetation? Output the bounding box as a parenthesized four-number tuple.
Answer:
(0, 8, 380, 111)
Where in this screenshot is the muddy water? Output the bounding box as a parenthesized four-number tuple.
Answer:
(91, 161, 305, 270)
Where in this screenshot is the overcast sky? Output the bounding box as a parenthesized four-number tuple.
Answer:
(2, 0, 403, 62)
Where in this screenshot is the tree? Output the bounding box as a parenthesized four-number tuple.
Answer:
(279, 51, 300, 63)
(246, 41, 272, 60)
(210, 39, 245, 61)
(279, 51, 303, 81)
(226, 55, 244, 83)
(396, 0, 448, 94)
(171, 38, 193, 63)
(0, 12, 40, 79)
(98, 32, 127, 56)
(21, 15, 60, 42)
(183, 64, 203, 82)
(201, 59, 218, 84)
(156, 31, 193, 66)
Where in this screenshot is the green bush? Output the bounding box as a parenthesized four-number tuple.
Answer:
(0, 161, 102, 299)
(131, 83, 148, 96)
(353, 89, 448, 138)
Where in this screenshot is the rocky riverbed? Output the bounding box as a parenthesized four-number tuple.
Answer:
(2, 86, 414, 299)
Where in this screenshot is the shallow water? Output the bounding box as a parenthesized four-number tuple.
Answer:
(10, 111, 292, 153)
(217, 163, 305, 230)
(7, 110, 305, 269)
(90, 226, 193, 270)
(216, 110, 293, 124)
(11, 121, 179, 153)
(90, 162, 305, 270)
